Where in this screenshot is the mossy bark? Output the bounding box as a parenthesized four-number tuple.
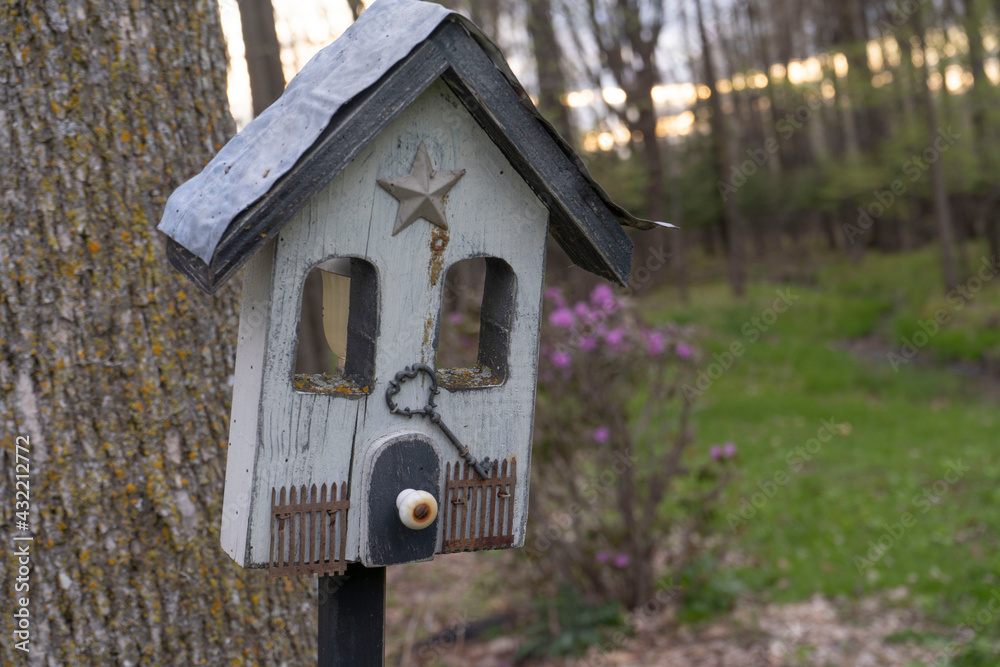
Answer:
(0, 1, 316, 663)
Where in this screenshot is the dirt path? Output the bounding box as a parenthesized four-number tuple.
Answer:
(384, 553, 947, 667)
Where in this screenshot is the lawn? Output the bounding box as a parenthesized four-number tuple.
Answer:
(645, 245, 1000, 663)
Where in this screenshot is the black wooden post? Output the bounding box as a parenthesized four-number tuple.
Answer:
(318, 564, 386, 666)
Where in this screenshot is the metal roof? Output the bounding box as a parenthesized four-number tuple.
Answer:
(157, 0, 668, 292)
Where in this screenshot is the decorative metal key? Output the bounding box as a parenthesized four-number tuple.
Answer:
(386, 363, 489, 480)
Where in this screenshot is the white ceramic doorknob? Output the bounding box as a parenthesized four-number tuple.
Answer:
(395, 489, 438, 530)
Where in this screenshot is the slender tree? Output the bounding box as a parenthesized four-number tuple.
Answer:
(526, 0, 574, 140)
(579, 0, 668, 223)
(346, 0, 366, 20)
(961, 0, 1000, 265)
(0, 1, 315, 662)
(913, 6, 960, 290)
(237, 0, 286, 115)
(696, 0, 748, 297)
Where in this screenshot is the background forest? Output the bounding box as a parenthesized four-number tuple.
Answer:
(2, 0, 1000, 665)
(429, 0, 1000, 300)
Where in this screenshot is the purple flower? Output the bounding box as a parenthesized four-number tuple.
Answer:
(595, 551, 612, 564)
(578, 336, 598, 352)
(549, 308, 575, 329)
(613, 553, 630, 568)
(675, 343, 693, 360)
(590, 284, 617, 311)
(550, 350, 572, 368)
(604, 328, 626, 347)
(590, 284, 615, 302)
(448, 311, 463, 325)
(645, 330, 666, 355)
(723, 442, 737, 459)
(578, 305, 604, 326)
(710, 445, 723, 461)
(592, 426, 610, 444)
(544, 286, 565, 306)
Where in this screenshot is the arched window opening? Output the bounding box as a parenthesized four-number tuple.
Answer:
(436, 257, 515, 390)
(293, 257, 377, 395)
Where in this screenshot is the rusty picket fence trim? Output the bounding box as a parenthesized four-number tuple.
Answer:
(269, 482, 349, 577)
(442, 458, 516, 553)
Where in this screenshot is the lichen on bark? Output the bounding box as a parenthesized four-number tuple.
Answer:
(0, 1, 317, 663)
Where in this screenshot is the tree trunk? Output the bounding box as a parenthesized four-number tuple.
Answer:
(345, 0, 366, 20)
(576, 0, 666, 223)
(988, 207, 1000, 269)
(963, 0, 989, 150)
(695, 0, 747, 297)
(526, 0, 573, 141)
(237, 0, 286, 116)
(821, 212, 839, 251)
(845, 0, 879, 151)
(632, 93, 666, 224)
(667, 160, 690, 303)
(835, 77, 861, 158)
(914, 8, 959, 291)
(963, 0, 995, 264)
(0, 2, 315, 663)
(467, 0, 502, 43)
(701, 225, 718, 256)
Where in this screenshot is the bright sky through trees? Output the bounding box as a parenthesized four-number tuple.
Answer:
(219, 1, 1000, 146)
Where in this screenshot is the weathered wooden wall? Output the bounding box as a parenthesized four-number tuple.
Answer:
(223, 79, 549, 569)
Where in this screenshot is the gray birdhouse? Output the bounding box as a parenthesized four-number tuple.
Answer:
(158, 0, 661, 576)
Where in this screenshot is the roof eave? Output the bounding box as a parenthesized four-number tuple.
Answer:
(165, 19, 636, 292)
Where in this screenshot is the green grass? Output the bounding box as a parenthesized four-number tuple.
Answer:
(818, 246, 1000, 364)
(645, 245, 1000, 662)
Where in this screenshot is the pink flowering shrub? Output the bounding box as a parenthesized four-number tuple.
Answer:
(526, 284, 735, 611)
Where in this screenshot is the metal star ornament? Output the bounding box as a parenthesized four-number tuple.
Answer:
(377, 142, 465, 236)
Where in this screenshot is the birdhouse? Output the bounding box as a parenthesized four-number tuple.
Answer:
(157, 0, 661, 575)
